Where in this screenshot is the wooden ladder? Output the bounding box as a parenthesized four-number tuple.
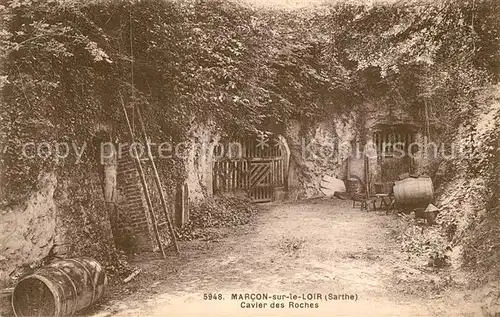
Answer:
(120, 95, 180, 258)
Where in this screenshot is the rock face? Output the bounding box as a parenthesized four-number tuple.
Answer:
(285, 119, 344, 198)
(184, 123, 219, 202)
(0, 166, 117, 290)
(284, 114, 378, 199)
(0, 173, 58, 289)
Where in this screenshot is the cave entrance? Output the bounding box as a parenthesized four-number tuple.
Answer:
(212, 133, 288, 202)
(373, 123, 418, 182)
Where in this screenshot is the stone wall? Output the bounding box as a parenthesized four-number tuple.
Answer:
(104, 123, 221, 251)
(114, 149, 154, 252)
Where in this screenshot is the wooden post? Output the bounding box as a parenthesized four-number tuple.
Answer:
(175, 183, 183, 228)
(347, 156, 351, 179)
(174, 182, 190, 227)
(183, 183, 189, 224)
(364, 154, 370, 199)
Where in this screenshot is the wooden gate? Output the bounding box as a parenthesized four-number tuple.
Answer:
(213, 134, 286, 202)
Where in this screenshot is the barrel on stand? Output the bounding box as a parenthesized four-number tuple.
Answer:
(393, 177, 434, 207)
(12, 257, 107, 317)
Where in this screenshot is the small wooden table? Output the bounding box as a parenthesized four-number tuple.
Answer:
(374, 193, 395, 210)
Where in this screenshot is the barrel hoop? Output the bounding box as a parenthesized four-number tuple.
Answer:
(53, 266, 79, 316)
(66, 258, 96, 305)
(23, 273, 64, 317)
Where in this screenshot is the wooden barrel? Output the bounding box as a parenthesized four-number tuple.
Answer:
(393, 177, 434, 207)
(345, 178, 360, 194)
(12, 257, 107, 317)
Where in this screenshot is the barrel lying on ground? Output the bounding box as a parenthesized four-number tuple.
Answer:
(11, 257, 107, 317)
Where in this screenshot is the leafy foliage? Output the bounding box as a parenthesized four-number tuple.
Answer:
(1, 0, 499, 210)
(175, 195, 257, 241)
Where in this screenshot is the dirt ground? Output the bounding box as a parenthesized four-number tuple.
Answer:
(93, 199, 484, 317)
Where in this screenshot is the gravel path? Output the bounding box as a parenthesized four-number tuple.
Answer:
(100, 199, 482, 317)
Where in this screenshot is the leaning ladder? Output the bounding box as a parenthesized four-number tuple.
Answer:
(120, 95, 180, 258)
(136, 106, 180, 254)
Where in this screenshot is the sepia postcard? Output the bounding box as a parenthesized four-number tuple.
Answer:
(0, 0, 499, 316)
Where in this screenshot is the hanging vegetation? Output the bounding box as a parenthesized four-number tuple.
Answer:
(0, 0, 499, 281)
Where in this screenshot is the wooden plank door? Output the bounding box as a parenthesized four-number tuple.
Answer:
(248, 160, 273, 202)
